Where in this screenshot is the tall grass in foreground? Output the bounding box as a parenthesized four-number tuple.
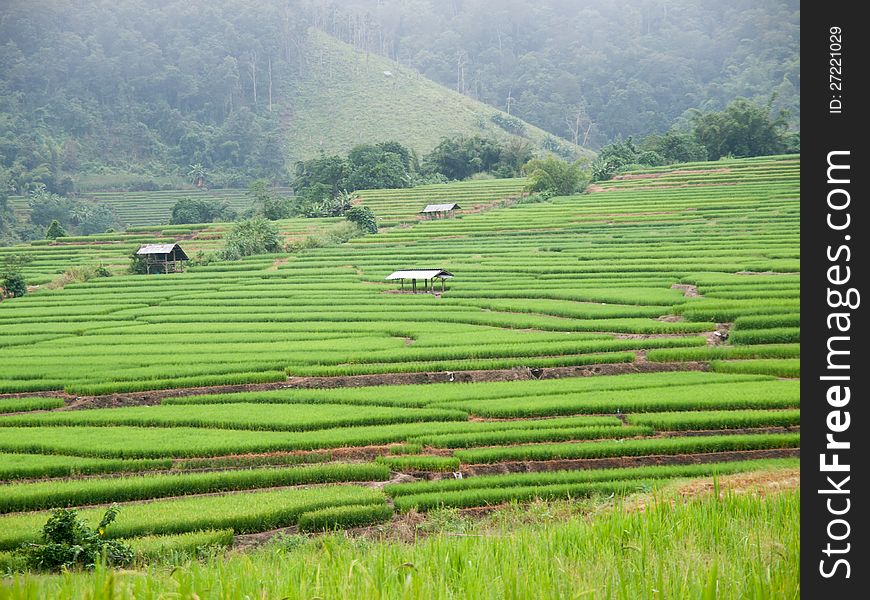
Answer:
(1, 490, 800, 599)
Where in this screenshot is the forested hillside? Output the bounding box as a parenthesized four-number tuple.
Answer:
(316, 0, 800, 146)
(0, 0, 798, 196)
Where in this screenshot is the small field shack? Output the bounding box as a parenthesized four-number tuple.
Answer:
(136, 243, 189, 274)
(386, 269, 454, 293)
(420, 203, 461, 219)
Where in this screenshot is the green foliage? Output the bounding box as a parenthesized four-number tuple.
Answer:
(345, 142, 413, 190)
(522, 156, 587, 196)
(170, 197, 236, 224)
(490, 113, 527, 136)
(18, 506, 133, 571)
(0, 255, 28, 297)
(344, 206, 377, 234)
(0, 491, 800, 597)
(423, 135, 504, 180)
(44, 220, 67, 239)
(222, 218, 282, 260)
(246, 180, 294, 221)
(187, 164, 207, 188)
(642, 131, 708, 164)
(690, 98, 792, 160)
(127, 252, 149, 275)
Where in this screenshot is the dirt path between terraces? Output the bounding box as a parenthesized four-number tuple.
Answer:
(456, 447, 800, 477)
(2, 360, 712, 410)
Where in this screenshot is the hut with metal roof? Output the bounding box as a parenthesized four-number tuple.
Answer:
(135, 243, 189, 274)
(420, 203, 461, 219)
(386, 269, 454, 293)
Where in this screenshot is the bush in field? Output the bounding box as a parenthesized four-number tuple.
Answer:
(128, 251, 149, 275)
(44, 219, 67, 239)
(19, 505, 133, 571)
(1, 256, 28, 298)
(523, 156, 587, 196)
(222, 217, 282, 260)
(345, 206, 377, 234)
(46, 264, 112, 289)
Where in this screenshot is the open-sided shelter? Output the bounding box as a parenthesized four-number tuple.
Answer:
(386, 269, 454, 293)
(136, 243, 189, 274)
(420, 203, 461, 219)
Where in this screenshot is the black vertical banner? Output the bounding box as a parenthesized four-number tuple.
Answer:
(804, 3, 869, 597)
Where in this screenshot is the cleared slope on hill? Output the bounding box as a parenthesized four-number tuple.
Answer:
(281, 30, 591, 163)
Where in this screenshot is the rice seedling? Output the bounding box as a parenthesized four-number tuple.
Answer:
(297, 503, 394, 532)
(454, 432, 801, 464)
(0, 463, 390, 513)
(626, 409, 800, 430)
(0, 485, 386, 550)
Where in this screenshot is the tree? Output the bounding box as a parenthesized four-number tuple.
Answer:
(345, 143, 412, 190)
(345, 206, 377, 234)
(1, 256, 29, 298)
(19, 505, 133, 571)
(248, 180, 292, 220)
(70, 202, 116, 235)
(1, 268, 26, 298)
(690, 98, 790, 160)
(188, 163, 207, 188)
(642, 131, 708, 164)
(27, 186, 73, 228)
(423, 136, 504, 180)
(522, 157, 587, 196)
(222, 217, 282, 260)
(293, 155, 348, 197)
(44, 220, 67, 239)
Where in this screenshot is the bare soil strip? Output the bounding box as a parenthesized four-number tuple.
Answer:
(1, 361, 710, 409)
(456, 447, 800, 477)
(671, 283, 701, 297)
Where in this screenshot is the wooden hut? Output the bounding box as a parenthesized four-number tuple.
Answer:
(386, 269, 454, 293)
(420, 203, 461, 219)
(136, 243, 189, 274)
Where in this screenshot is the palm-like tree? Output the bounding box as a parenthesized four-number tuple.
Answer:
(187, 164, 207, 188)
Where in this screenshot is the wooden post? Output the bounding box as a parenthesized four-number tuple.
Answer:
(412, 279, 416, 293)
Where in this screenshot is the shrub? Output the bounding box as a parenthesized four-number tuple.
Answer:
(0, 268, 26, 298)
(18, 506, 133, 571)
(522, 156, 587, 196)
(44, 220, 67, 239)
(345, 206, 377, 234)
(222, 217, 282, 260)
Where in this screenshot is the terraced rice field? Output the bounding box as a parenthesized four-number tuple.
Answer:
(353, 177, 528, 226)
(0, 155, 799, 568)
(0, 218, 339, 286)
